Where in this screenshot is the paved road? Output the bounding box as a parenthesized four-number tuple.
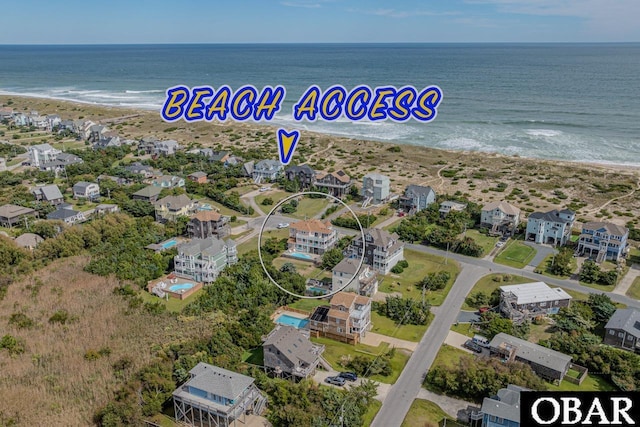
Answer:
(371, 265, 486, 427)
(614, 263, 640, 295)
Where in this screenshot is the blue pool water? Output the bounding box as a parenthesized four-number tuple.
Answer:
(169, 283, 194, 292)
(307, 287, 327, 294)
(198, 204, 212, 211)
(162, 240, 177, 249)
(275, 314, 309, 329)
(289, 252, 312, 260)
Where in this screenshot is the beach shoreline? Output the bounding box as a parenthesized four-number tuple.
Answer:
(1, 93, 639, 225)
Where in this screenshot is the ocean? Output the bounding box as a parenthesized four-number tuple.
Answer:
(1, 43, 639, 165)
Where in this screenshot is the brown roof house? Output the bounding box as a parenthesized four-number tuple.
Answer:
(314, 170, 352, 199)
(288, 219, 337, 255)
(309, 291, 372, 344)
(481, 201, 521, 236)
(0, 204, 37, 228)
(14, 233, 44, 250)
(154, 194, 197, 222)
(188, 210, 230, 239)
(187, 171, 208, 184)
(262, 325, 325, 379)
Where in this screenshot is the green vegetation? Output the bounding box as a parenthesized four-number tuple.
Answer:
(380, 249, 460, 306)
(332, 212, 378, 230)
(461, 273, 534, 310)
(463, 229, 498, 256)
(579, 259, 618, 291)
(548, 374, 617, 392)
(374, 295, 431, 325)
(138, 289, 201, 313)
(242, 346, 264, 366)
(311, 337, 410, 384)
(536, 249, 577, 279)
(236, 228, 289, 255)
(450, 323, 476, 338)
(627, 277, 640, 300)
(288, 197, 331, 219)
(287, 297, 327, 312)
(371, 311, 428, 342)
(362, 399, 382, 427)
(255, 190, 288, 208)
(494, 241, 536, 268)
(401, 399, 451, 427)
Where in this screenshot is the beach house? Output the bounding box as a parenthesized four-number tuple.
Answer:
(187, 171, 208, 184)
(439, 200, 467, 217)
(331, 257, 379, 297)
(262, 325, 325, 380)
(361, 173, 390, 206)
(604, 308, 640, 352)
(314, 170, 352, 198)
(28, 143, 61, 167)
(285, 164, 316, 190)
(72, 181, 100, 201)
(188, 211, 230, 239)
(489, 333, 573, 381)
(151, 175, 185, 189)
(398, 184, 436, 214)
(47, 206, 85, 225)
(154, 194, 196, 222)
(288, 219, 337, 255)
(173, 237, 238, 284)
(348, 228, 404, 275)
(0, 204, 37, 228)
(31, 184, 64, 206)
(132, 185, 162, 203)
(309, 292, 372, 344)
(38, 152, 83, 175)
(499, 282, 572, 324)
(172, 363, 266, 427)
(153, 139, 180, 156)
(123, 162, 158, 178)
(14, 233, 43, 250)
(577, 221, 629, 262)
(471, 384, 529, 427)
(481, 201, 521, 236)
(525, 209, 575, 246)
(251, 159, 283, 183)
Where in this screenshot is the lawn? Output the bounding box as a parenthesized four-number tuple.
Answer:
(255, 190, 290, 210)
(536, 253, 578, 279)
(242, 346, 264, 366)
(369, 208, 394, 227)
(311, 337, 411, 384)
(450, 322, 477, 338)
(547, 374, 616, 392)
(237, 228, 289, 256)
(228, 185, 256, 196)
(370, 311, 429, 342)
(578, 280, 616, 293)
(401, 399, 452, 427)
(287, 298, 328, 312)
(362, 400, 382, 427)
(430, 344, 470, 370)
(287, 197, 331, 220)
(494, 241, 537, 268)
(138, 289, 200, 313)
(528, 321, 553, 343)
(193, 196, 250, 217)
(461, 273, 535, 310)
(627, 277, 640, 300)
(272, 256, 330, 280)
(464, 229, 498, 256)
(379, 249, 460, 306)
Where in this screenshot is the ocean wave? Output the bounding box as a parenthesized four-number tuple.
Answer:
(125, 89, 164, 94)
(524, 129, 563, 138)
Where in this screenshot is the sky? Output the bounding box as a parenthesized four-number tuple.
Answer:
(0, 0, 639, 44)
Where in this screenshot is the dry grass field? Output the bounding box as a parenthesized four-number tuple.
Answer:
(0, 256, 211, 426)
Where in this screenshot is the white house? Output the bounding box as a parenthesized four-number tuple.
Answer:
(526, 209, 575, 246)
(481, 200, 521, 236)
(72, 181, 100, 200)
(153, 140, 180, 156)
(28, 143, 61, 167)
(362, 173, 390, 206)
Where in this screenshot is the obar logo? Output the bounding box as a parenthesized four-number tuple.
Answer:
(521, 392, 639, 426)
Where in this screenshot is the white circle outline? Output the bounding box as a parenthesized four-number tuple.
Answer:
(258, 191, 366, 299)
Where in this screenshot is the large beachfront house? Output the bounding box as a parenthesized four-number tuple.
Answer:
(604, 308, 640, 352)
(481, 201, 521, 236)
(285, 165, 316, 190)
(309, 292, 372, 344)
(577, 221, 629, 263)
(188, 211, 230, 239)
(314, 170, 352, 198)
(499, 282, 572, 324)
(153, 139, 180, 156)
(331, 257, 379, 297)
(173, 363, 266, 427)
(349, 228, 404, 275)
(288, 219, 337, 255)
(399, 184, 436, 214)
(362, 173, 390, 206)
(173, 237, 237, 284)
(525, 209, 575, 246)
(154, 194, 197, 222)
(28, 143, 62, 167)
(489, 333, 573, 381)
(262, 325, 325, 380)
(72, 181, 100, 201)
(252, 159, 283, 183)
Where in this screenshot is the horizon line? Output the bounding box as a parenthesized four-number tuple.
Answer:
(1, 41, 640, 46)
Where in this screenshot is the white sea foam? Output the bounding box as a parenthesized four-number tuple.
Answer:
(525, 129, 562, 137)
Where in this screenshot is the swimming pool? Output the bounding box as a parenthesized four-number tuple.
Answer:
(169, 283, 195, 292)
(275, 314, 309, 329)
(289, 252, 312, 260)
(198, 203, 213, 211)
(162, 240, 177, 249)
(307, 287, 328, 294)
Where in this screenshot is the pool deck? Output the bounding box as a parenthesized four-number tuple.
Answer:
(271, 307, 310, 321)
(147, 274, 202, 300)
(282, 250, 320, 263)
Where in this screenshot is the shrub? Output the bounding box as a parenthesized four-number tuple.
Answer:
(390, 265, 404, 274)
(49, 309, 72, 324)
(0, 334, 25, 355)
(8, 313, 34, 329)
(261, 197, 273, 206)
(398, 260, 409, 268)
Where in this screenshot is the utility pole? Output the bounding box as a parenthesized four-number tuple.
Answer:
(445, 241, 449, 265)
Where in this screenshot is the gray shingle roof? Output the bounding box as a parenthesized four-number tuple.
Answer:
(286, 164, 315, 175)
(14, 233, 43, 248)
(178, 237, 230, 257)
(185, 363, 254, 400)
(490, 333, 572, 374)
(481, 384, 528, 423)
(582, 221, 629, 237)
(33, 184, 63, 201)
(263, 325, 322, 366)
(528, 209, 574, 223)
(404, 184, 435, 198)
(73, 181, 94, 193)
(333, 257, 363, 275)
(133, 185, 162, 198)
(364, 228, 401, 249)
(605, 308, 640, 337)
(155, 194, 193, 210)
(254, 159, 283, 171)
(47, 208, 80, 220)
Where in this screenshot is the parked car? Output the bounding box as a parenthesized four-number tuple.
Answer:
(464, 339, 483, 353)
(500, 236, 509, 242)
(478, 307, 490, 314)
(496, 241, 505, 248)
(277, 222, 289, 229)
(324, 376, 346, 386)
(338, 372, 358, 382)
(259, 186, 270, 192)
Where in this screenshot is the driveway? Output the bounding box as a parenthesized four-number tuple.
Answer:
(456, 310, 480, 323)
(523, 241, 557, 268)
(313, 368, 391, 402)
(444, 331, 474, 354)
